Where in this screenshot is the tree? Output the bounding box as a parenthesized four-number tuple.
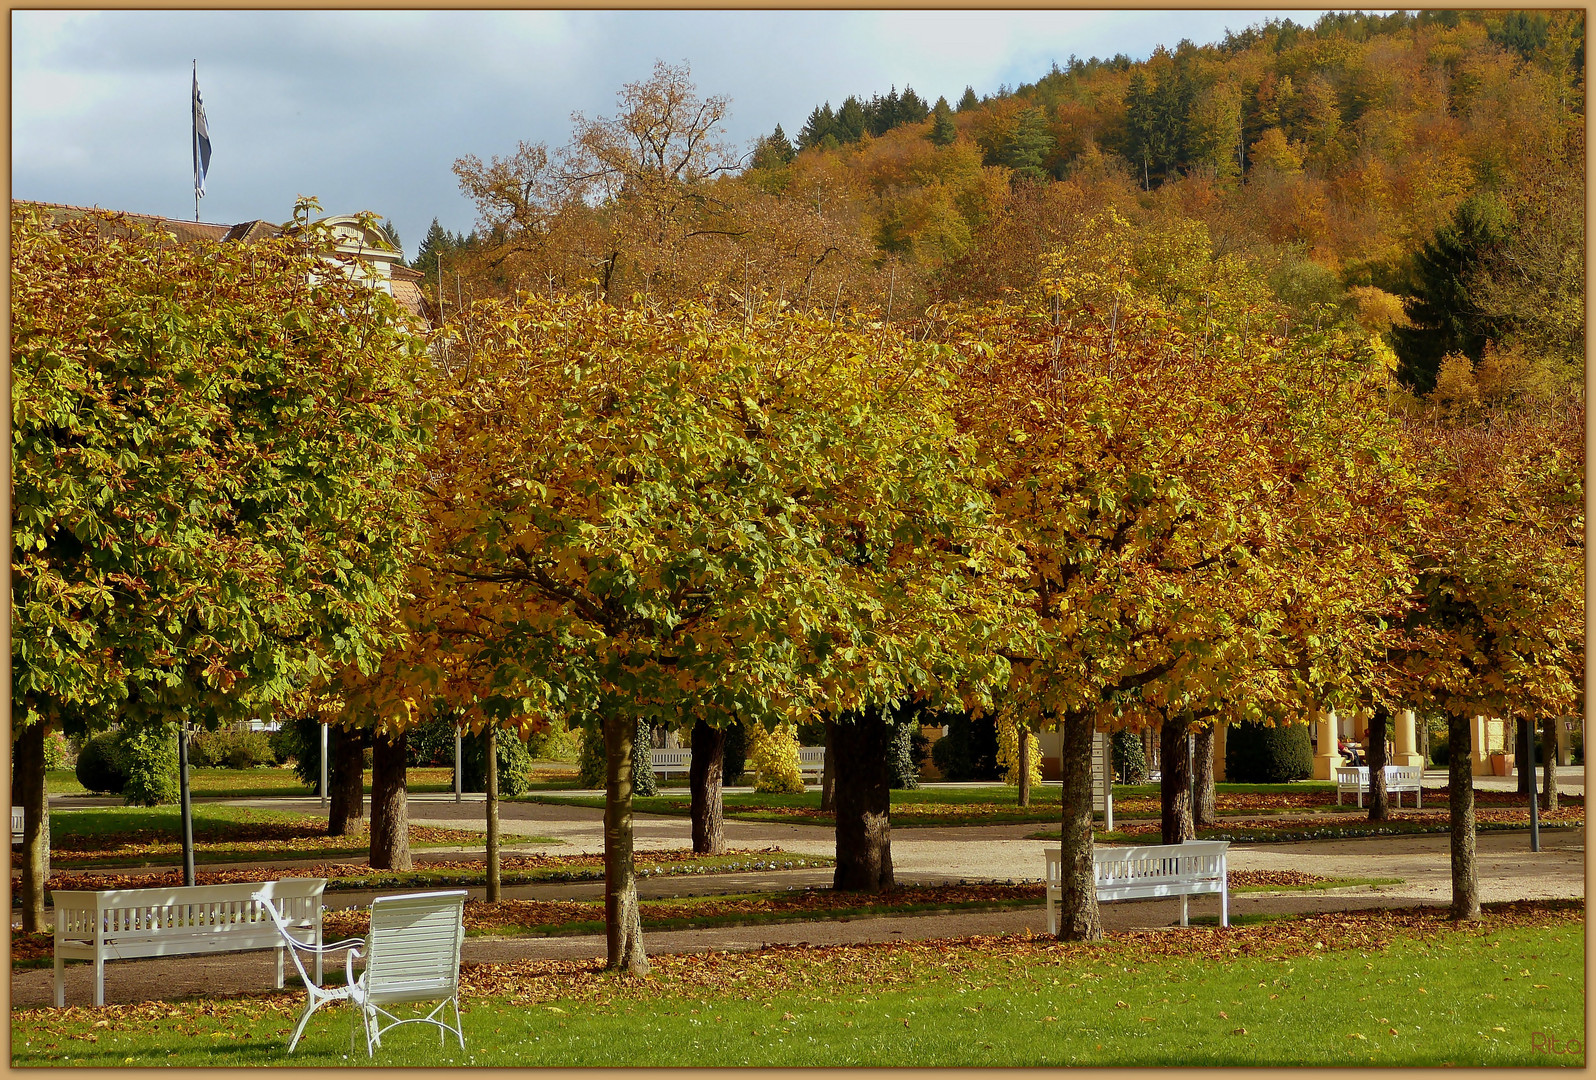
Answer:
(928, 100, 958, 147)
(404, 296, 1013, 968)
(957, 86, 980, 112)
(10, 203, 428, 929)
(942, 211, 1419, 940)
(1395, 400, 1584, 920)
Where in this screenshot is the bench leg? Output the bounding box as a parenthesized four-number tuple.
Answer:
(1180, 894, 1188, 928)
(1416, 786, 1421, 810)
(54, 955, 65, 1007)
(1221, 889, 1229, 928)
(276, 946, 285, 989)
(1045, 890, 1056, 936)
(94, 955, 104, 1008)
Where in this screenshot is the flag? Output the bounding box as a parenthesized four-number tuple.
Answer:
(192, 65, 211, 200)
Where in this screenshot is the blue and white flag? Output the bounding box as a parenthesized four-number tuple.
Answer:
(192, 65, 211, 199)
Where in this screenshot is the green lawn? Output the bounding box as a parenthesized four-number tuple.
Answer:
(12, 913, 1581, 1066)
(46, 766, 580, 800)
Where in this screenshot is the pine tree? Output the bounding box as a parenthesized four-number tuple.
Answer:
(380, 219, 404, 263)
(836, 96, 867, 143)
(898, 86, 930, 124)
(997, 107, 1055, 183)
(752, 124, 796, 170)
(798, 104, 836, 150)
(411, 218, 454, 285)
(957, 86, 980, 112)
(928, 99, 958, 146)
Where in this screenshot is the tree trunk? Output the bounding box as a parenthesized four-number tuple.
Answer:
(832, 709, 894, 892)
(1055, 710, 1101, 940)
(1017, 725, 1032, 807)
(485, 725, 501, 902)
(602, 709, 649, 973)
(1191, 724, 1217, 828)
(1540, 716, 1559, 811)
(1367, 706, 1390, 821)
(1515, 719, 1536, 796)
(369, 729, 411, 871)
(1447, 712, 1480, 920)
(13, 722, 50, 932)
(328, 726, 364, 836)
(689, 720, 726, 855)
(1159, 716, 1195, 843)
(819, 719, 837, 813)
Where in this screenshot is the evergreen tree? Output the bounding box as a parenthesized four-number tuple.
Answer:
(380, 219, 404, 263)
(898, 86, 930, 124)
(751, 124, 797, 170)
(836, 96, 867, 143)
(997, 106, 1055, 182)
(798, 104, 837, 150)
(957, 85, 980, 112)
(1391, 194, 1512, 394)
(412, 218, 454, 284)
(928, 99, 958, 146)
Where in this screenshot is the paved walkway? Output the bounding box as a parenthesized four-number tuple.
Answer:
(15, 778, 1583, 1009)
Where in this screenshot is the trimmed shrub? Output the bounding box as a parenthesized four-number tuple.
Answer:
(888, 718, 921, 790)
(996, 715, 1041, 788)
(75, 732, 126, 794)
(117, 724, 181, 806)
(632, 721, 658, 796)
(526, 721, 580, 762)
(1112, 728, 1149, 784)
(406, 714, 458, 768)
(577, 723, 605, 788)
(188, 728, 275, 769)
(723, 721, 750, 785)
(930, 713, 1000, 781)
(1224, 719, 1313, 783)
(749, 722, 805, 793)
(459, 728, 535, 797)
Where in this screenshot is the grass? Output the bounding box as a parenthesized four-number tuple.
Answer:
(46, 765, 581, 800)
(524, 781, 1346, 828)
(35, 805, 555, 869)
(12, 912, 1581, 1066)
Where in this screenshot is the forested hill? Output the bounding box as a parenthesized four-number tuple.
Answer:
(440, 10, 1583, 399)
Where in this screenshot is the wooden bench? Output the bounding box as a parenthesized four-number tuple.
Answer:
(1045, 840, 1229, 933)
(53, 878, 326, 1007)
(797, 746, 825, 781)
(1335, 765, 1422, 808)
(12, 805, 23, 845)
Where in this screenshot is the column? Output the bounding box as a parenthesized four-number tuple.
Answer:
(1471, 715, 1491, 776)
(1393, 709, 1423, 768)
(1312, 708, 1341, 780)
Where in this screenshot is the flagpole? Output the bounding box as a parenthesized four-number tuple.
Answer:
(193, 60, 199, 222)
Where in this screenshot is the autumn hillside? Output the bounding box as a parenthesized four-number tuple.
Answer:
(434, 9, 1583, 402)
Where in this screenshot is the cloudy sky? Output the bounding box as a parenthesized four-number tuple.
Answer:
(14, 9, 1339, 256)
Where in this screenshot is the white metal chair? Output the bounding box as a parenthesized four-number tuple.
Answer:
(255, 887, 365, 1052)
(345, 890, 468, 1057)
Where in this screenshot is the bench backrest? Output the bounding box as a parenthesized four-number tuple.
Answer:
(54, 878, 324, 943)
(1094, 841, 1228, 885)
(1045, 841, 1228, 889)
(1337, 765, 1421, 787)
(652, 749, 692, 767)
(362, 891, 466, 1005)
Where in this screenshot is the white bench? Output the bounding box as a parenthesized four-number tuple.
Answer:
(12, 805, 23, 844)
(53, 878, 326, 1007)
(650, 748, 693, 779)
(650, 745, 826, 782)
(1045, 840, 1229, 932)
(1335, 765, 1422, 808)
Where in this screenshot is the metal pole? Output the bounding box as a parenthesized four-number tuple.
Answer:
(1524, 718, 1541, 851)
(454, 731, 462, 803)
(178, 721, 195, 887)
(319, 722, 329, 809)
